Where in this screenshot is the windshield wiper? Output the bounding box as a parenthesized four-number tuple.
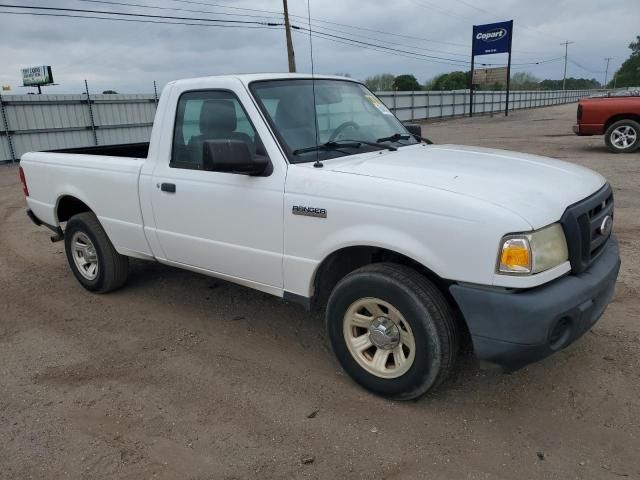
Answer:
(377, 133, 411, 143)
(378, 132, 434, 145)
(293, 141, 361, 155)
(293, 139, 396, 156)
(339, 139, 397, 151)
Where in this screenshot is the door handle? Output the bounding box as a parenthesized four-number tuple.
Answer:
(160, 183, 176, 193)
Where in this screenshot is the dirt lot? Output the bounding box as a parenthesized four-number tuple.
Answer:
(1, 103, 639, 479)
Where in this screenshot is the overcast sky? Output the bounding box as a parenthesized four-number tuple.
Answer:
(0, 0, 637, 94)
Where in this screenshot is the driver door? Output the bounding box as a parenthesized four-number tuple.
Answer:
(150, 87, 285, 291)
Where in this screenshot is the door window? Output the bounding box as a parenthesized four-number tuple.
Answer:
(171, 90, 263, 169)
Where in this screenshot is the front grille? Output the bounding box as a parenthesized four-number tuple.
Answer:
(560, 183, 614, 274)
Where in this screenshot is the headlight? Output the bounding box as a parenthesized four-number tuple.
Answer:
(498, 223, 568, 275)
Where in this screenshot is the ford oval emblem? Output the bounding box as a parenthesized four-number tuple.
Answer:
(599, 215, 613, 237)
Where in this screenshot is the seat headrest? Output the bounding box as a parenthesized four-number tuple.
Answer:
(275, 97, 313, 130)
(200, 99, 237, 135)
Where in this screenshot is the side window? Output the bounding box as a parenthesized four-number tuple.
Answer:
(171, 90, 262, 169)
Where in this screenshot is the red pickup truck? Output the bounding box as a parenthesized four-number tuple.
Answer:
(573, 93, 640, 153)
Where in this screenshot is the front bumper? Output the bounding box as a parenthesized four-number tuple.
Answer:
(450, 237, 620, 370)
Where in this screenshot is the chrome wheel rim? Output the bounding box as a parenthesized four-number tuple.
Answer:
(343, 297, 416, 379)
(611, 125, 637, 149)
(71, 231, 99, 280)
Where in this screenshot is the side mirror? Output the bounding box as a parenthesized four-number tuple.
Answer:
(403, 123, 422, 140)
(202, 139, 268, 176)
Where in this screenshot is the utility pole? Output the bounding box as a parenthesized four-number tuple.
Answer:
(282, 0, 296, 73)
(604, 57, 612, 87)
(561, 40, 574, 90)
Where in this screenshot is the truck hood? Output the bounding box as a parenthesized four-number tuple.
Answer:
(322, 144, 606, 228)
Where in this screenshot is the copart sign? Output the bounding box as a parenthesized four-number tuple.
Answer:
(472, 21, 513, 56)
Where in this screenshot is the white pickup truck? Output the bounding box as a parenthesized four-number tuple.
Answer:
(20, 74, 620, 399)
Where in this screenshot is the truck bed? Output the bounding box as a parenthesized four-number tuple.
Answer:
(21, 146, 150, 260)
(48, 142, 149, 159)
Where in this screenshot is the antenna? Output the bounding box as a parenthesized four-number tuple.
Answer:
(306, 0, 323, 168)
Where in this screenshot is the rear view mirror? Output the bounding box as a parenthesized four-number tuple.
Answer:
(202, 139, 269, 176)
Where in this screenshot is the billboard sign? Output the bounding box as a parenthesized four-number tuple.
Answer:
(472, 67, 509, 86)
(21, 65, 54, 87)
(472, 21, 513, 56)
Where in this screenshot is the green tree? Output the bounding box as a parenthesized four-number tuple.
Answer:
(425, 71, 469, 90)
(539, 77, 601, 90)
(608, 35, 640, 88)
(393, 74, 421, 91)
(510, 72, 540, 90)
(364, 73, 395, 91)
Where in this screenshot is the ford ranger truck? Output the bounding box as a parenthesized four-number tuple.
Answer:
(19, 74, 621, 400)
(573, 92, 640, 153)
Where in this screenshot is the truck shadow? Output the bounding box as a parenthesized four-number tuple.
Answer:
(120, 258, 585, 407)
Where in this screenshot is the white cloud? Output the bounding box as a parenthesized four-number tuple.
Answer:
(0, 0, 635, 93)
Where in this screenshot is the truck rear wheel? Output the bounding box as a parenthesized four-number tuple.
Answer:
(64, 212, 129, 293)
(326, 263, 458, 400)
(604, 119, 640, 153)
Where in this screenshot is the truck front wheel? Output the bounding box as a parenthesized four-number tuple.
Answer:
(604, 119, 640, 153)
(64, 212, 129, 293)
(326, 263, 458, 400)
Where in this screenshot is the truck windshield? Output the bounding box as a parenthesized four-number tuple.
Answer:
(250, 79, 417, 163)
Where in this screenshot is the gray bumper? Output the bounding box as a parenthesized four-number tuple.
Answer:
(450, 237, 620, 370)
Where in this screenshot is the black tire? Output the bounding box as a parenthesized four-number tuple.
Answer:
(64, 212, 129, 293)
(326, 263, 458, 400)
(604, 119, 640, 153)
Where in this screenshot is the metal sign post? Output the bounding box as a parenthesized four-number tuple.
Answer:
(469, 20, 514, 117)
(469, 44, 475, 117)
(505, 23, 514, 116)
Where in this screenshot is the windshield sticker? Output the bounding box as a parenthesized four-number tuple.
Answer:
(365, 94, 393, 115)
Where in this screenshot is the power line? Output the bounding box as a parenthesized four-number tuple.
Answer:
(2, 2, 568, 72)
(0, 3, 280, 25)
(453, 0, 493, 17)
(296, 25, 559, 67)
(78, 0, 283, 21)
(0, 10, 283, 29)
(166, 0, 471, 48)
(291, 29, 467, 67)
(292, 26, 471, 66)
(167, 0, 283, 17)
(295, 21, 473, 58)
(79, 0, 472, 59)
(294, 27, 563, 69)
(567, 58, 605, 75)
(166, 0, 570, 60)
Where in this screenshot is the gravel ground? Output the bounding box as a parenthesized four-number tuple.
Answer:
(1, 103, 639, 479)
